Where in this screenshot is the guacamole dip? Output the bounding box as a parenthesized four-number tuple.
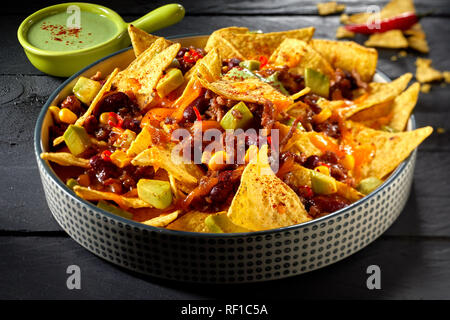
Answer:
(27, 10, 117, 51)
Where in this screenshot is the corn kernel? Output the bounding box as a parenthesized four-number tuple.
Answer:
(314, 165, 330, 176)
(59, 108, 77, 124)
(49, 106, 61, 122)
(110, 150, 132, 168)
(341, 153, 355, 171)
(208, 151, 228, 171)
(99, 112, 110, 125)
(245, 145, 259, 163)
(313, 107, 332, 124)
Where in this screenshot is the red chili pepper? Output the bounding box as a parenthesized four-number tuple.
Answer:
(345, 12, 418, 34)
(108, 112, 123, 128)
(317, 161, 331, 168)
(259, 55, 268, 68)
(183, 48, 203, 64)
(267, 136, 272, 146)
(101, 150, 112, 161)
(193, 106, 202, 121)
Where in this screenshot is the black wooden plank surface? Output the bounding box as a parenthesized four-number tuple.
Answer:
(1, 0, 450, 299)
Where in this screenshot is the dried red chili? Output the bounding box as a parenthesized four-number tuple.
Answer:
(259, 55, 269, 68)
(193, 106, 202, 121)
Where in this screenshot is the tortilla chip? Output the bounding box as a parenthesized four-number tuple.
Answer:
(408, 36, 429, 53)
(73, 186, 152, 209)
(269, 38, 334, 78)
(142, 210, 180, 227)
(420, 83, 431, 93)
(350, 100, 393, 122)
(76, 68, 119, 126)
(415, 58, 443, 83)
(347, 0, 415, 25)
(40, 152, 90, 168)
(275, 122, 323, 156)
(286, 163, 364, 202)
(364, 30, 408, 49)
(227, 145, 311, 231)
(317, 2, 346, 16)
(113, 41, 181, 108)
(166, 211, 211, 232)
(443, 71, 450, 84)
(310, 39, 377, 82)
(336, 26, 355, 39)
(227, 27, 315, 60)
(197, 73, 293, 112)
(128, 25, 172, 57)
(389, 82, 420, 131)
(196, 47, 222, 82)
(339, 73, 412, 118)
(346, 121, 433, 180)
(204, 27, 248, 59)
(131, 144, 203, 187)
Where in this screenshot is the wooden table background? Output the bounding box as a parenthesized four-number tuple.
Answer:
(1, 0, 449, 299)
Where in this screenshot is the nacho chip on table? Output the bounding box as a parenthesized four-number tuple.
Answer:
(345, 121, 433, 180)
(364, 30, 408, 49)
(336, 26, 355, 39)
(415, 58, 443, 83)
(310, 39, 377, 82)
(388, 82, 420, 131)
(41, 152, 90, 168)
(128, 24, 173, 57)
(113, 41, 181, 109)
(166, 211, 212, 232)
(317, 2, 346, 16)
(227, 145, 311, 231)
(269, 38, 335, 78)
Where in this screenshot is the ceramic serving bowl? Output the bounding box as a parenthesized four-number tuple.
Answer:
(35, 35, 417, 283)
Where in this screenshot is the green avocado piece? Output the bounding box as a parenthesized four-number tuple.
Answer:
(97, 200, 133, 219)
(357, 177, 383, 195)
(310, 171, 337, 195)
(137, 179, 173, 209)
(264, 71, 290, 95)
(305, 68, 330, 98)
(66, 178, 78, 190)
(225, 67, 256, 81)
(220, 101, 254, 130)
(63, 125, 91, 156)
(239, 60, 261, 71)
(205, 213, 252, 233)
(156, 68, 184, 98)
(72, 76, 102, 105)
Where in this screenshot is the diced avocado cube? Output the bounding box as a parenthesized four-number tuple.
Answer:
(264, 72, 290, 95)
(357, 177, 383, 195)
(63, 125, 91, 156)
(137, 179, 173, 209)
(97, 200, 133, 219)
(305, 68, 330, 98)
(225, 67, 256, 81)
(156, 68, 184, 98)
(66, 178, 78, 190)
(239, 60, 261, 71)
(310, 171, 337, 195)
(72, 76, 102, 105)
(205, 213, 252, 233)
(220, 102, 254, 130)
(284, 117, 305, 131)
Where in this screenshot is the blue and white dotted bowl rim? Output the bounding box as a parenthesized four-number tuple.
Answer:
(34, 34, 416, 239)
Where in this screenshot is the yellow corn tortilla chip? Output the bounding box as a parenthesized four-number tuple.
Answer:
(227, 145, 311, 231)
(128, 24, 172, 57)
(275, 122, 323, 156)
(338, 73, 412, 118)
(285, 163, 364, 203)
(350, 100, 393, 122)
(336, 26, 355, 39)
(166, 211, 211, 232)
(204, 27, 248, 59)
(364, 30, 408, 49)
(131, 144, 203, 188)
(415, 58, 443, 83)
(408, 36, 429, 53)
(269, 38, 334, 78)
(76, 68, 119, 126)
(310, 39, 377, 82)
(197, 72, 293, 112)
(346, 0, 415, 25)
(227, 27, 315, 60)
(388, 82, 420, 131)
(73, 186, 152, 209)
(113, 41, 181, 108)
(443, 71, 450, 84)
(40, 152, 90, 168)
(317, 2, 346, 16)
(195, 47, 223, 82)
(126, 125, 152, 157)
(142, 210, 180, 227)
(345, 121, 433, 180)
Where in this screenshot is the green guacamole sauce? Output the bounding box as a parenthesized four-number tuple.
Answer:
(27, 11, 117, 51)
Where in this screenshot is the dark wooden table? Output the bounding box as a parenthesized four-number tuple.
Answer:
(1, 0, 449, 299)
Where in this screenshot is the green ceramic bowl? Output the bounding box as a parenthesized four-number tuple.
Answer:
(17, 2, 185, 77)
